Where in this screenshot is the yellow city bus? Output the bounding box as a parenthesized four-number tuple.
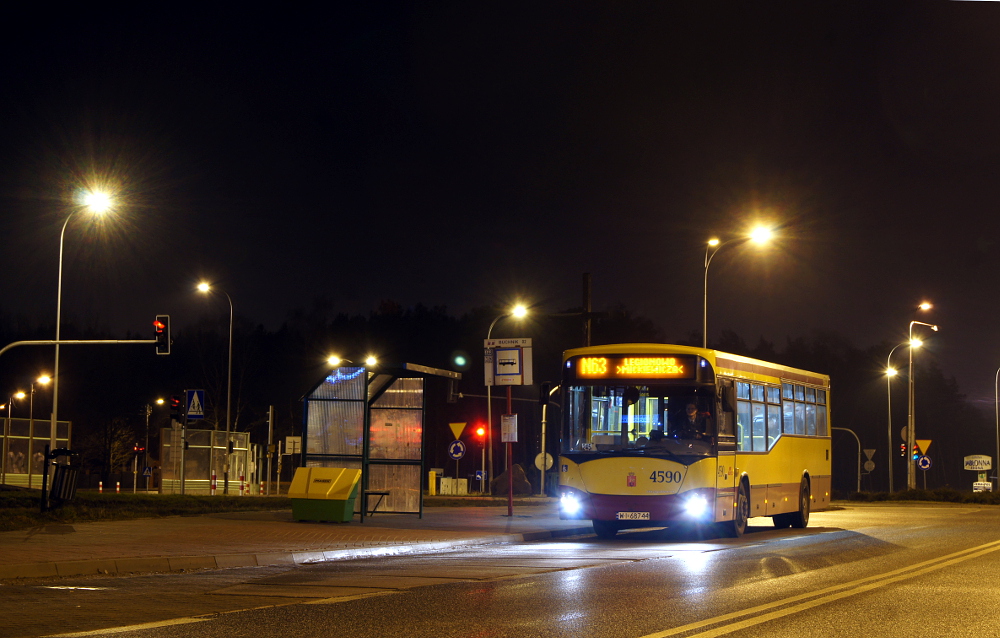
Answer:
(557, 344, 831, 538)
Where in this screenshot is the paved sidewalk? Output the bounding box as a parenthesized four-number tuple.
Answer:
(0, 504, 593, 580)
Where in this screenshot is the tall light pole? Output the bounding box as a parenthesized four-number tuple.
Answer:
(907, 313, 938, 490)
(145, 398, 164, 491)
(485, 304, 528, 490)
(27, 376, 51, 488)
(52, 191, 113, 460)
(2, 392, 25, 485)
(885, 341, 912, 493)
(994, 367, 1000, 492)
(703, 226, 773, 349)
(197, 282, 234, 494)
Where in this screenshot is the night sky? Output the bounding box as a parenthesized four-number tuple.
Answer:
(2, 2, 1000, 403)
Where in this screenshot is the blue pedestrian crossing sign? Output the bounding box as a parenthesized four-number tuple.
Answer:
(143, 467, 152, 477)
(186, 389, 206, 420)
(448, 440, 466, 460)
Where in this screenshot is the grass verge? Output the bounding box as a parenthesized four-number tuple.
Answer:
(0, 486, 291, 532)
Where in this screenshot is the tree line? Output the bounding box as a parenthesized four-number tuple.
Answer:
(0, 301, 987, 493)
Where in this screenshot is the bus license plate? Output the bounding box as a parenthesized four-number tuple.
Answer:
(616, 512, 650, 521)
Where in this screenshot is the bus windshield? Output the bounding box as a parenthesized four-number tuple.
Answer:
(564, 384, 715, 456)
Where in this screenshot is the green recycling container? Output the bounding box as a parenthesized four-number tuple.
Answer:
(288, 467, 361, 523)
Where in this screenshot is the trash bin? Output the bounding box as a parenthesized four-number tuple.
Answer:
(288, 467, 361, 523)
(50, 462, 81, 502)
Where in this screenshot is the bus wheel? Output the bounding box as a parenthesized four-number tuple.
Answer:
(789, 479, 810, 528)
(720, 481, 749, 538)
(593, 520, 619, 539)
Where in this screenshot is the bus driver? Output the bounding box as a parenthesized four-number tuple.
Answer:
(673, 402, 712, 440)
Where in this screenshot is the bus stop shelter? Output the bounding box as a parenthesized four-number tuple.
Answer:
(302, 362, 460, 520)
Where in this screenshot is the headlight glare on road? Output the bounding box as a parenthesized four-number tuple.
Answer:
(560, 493, 581, 516)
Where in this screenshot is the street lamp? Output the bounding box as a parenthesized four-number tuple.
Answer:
(2, 391, 25, 485)
(197, 282, 234, 494)
(327, 355, 378, 368)
(27, 376, 51, 488)
(885, 341, 917, 493)
(485, 304, 528, 491)
(703, 227, 774, 349)
(907, 314, 938, 490)
(52, 190, 114, 460)
(994, 367, 1000, 492)
(144, 398, 164, 491)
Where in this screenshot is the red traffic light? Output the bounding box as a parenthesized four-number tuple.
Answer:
(475, 426, 486, 438)
(154, 314, 170, 355)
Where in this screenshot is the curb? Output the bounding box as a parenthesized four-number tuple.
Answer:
(0, 526, 593, 581)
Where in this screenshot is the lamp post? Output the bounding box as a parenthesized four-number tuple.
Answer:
(885, 341, 912, 493)
(2, 392, 25, 485)
(145, 398, 164, 491)
(485, 304, 528, 491)
(197, 282, 234, 494)
(907, 317, 938, 490)
(703, 227, 773, 349)
(27, 376, 51, 488)
(994, 367, 1000, 492)
(52, 191, 113, 461)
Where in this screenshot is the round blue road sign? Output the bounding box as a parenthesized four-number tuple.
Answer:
(918, 455, 932, 470)
(448, 440, 466, 460)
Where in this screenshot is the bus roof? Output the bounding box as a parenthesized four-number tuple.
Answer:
(562, 343, 830, 388)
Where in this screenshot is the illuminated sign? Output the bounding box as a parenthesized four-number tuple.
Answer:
(574, 356, 697, 380)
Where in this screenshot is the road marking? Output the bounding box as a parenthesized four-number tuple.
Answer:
(44, 617, 210, 637)
(641, 538, 1000, 638)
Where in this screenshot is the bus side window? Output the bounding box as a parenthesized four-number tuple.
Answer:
(737, 400, 752, 451)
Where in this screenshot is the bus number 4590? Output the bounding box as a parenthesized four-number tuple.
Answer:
(649, 470, 682, 483)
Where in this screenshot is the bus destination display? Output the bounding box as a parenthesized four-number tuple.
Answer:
(574, 356, 696, 380)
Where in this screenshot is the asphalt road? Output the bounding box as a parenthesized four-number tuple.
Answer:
(7, 504, 1000, 638)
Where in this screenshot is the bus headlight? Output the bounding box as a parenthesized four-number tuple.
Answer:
(684, 494, 708, 519)
(560, 493, 582, 516)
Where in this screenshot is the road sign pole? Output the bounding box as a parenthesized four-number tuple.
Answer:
(507, 386, 513, 517)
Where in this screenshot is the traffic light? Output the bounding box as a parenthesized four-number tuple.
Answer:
(539, 382, 551, 406)
(154, 315, 170, 355)
(475, 425, 486, 446)
(912, 444, 921, 461)
(133, 444, 145, 454)
(900, 443, 906, 457)
(169, 395, 183, 421)
(227, 441, 235, 454)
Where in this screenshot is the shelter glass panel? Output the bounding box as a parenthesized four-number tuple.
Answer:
(369, 408, 422, 460)
(309, 367, 367, 401)
(373, 378, 424, 409)
(367, 464, 420, 513)
(307, 401, 364, 456)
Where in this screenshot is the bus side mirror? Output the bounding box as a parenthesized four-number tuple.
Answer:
(721, 385, 737, 412)
(539, 382, 551, 407)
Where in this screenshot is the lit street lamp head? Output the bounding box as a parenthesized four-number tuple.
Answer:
(81, 190, 113, 214)
(749, 226, 774, 244)
(197, 282, 211, 293)
(510, 304, 528, 319)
